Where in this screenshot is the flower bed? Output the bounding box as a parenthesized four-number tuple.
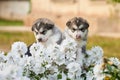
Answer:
(0, 38, 120, 80)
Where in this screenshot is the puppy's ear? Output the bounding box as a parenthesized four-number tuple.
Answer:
(66, 20, 71, 27)
(46, 24, 54, 30)
(84, 21, 89, 28)
(31, 24, 35, 31)
(78, 17, 89, 28)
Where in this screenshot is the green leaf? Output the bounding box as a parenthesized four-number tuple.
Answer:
(57, 74, 62, 79)
(117, 71, 120, 78)
(67, 78, 71, 80)
(106, 64, 112, 72)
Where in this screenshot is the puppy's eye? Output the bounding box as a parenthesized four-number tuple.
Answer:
(80, 28, 86, 32)
(36, 32, 38, 34)
(72, 28, 76, 32)
(41, 30, 46, 34)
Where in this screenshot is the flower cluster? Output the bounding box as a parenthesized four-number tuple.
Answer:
(0, 39, 120, 80)
(93, 57, 120, 80)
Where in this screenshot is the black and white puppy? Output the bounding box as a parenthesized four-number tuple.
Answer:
(26, 18, 63, 56)
(31, 18, 63, 46)
(65, 17, 89, 52)
(65, 17, 89, 64)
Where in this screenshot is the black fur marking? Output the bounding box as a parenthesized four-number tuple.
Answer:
(66, 21, 71, 27)
(82, 46, 86, 54)
(45, 24, 54, 30)
(31, 24, 35, 31)
(66, 17, 89, 29)
(25, 44, 32, 56)
(56, 34, 63, 44)
(31, 18, 54, 32)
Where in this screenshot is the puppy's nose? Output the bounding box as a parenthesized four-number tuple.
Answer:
(76, 35, 81, 39)
(38, 38, 42, 42)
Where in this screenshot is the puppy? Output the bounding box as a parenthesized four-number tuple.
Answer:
(26, 18, 63, 56)
(65, 17, 89, 64)
(65, 17, 89, 53)
(31, 18, 63, 46)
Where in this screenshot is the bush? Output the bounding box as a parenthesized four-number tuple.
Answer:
(0, 38, 120, 80)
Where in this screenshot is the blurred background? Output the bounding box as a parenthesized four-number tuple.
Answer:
(0, 0, 120, 58)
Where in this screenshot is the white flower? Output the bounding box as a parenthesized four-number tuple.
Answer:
(1, 38, 118, 79)
(47, 45, 60, 60)
(48, 65, 58, 74)
(14, 76, 30, 80)
(48, 73, 58, 80)
(67, 62, 81, 79)
(65, 51, 76, 62)
(53, 50, 65, 65)
(91, 46, 103, 53)
(75, 69, 82, 79)
(6, 52, 19, 65)
(93, 64, 101, 75)
(93, 64, 105, 80)
(17, 56, 29, 67)
(0, 51, 6, 63)
(67, 72, 75, 79)
(45, 43, 59, 53)
(45, 44, 66, 66)
(0, 63, 6, 71)
(43, 44, 57, 64)
(41, 77, 48, 80)
(33, 65, 45, 75)
(87, 46, 103, 58)
(109, 57, 120, 66)
(76, 48, 84, 65)
(60, 35, 77, 53)
(11, 41, 27, 56)
(86, 71, 94, 80)
(30, 42, 44, 57)
(59, 72, 67, 80)
(0, 64, 24, 80)
(54, 53, 65, 66)
(67, 62, 81, 73)
(86, 46, 103, 66)
(60, 36, 79, 65)
(25, 56, 45, 75)
(75, 76, 85, 80)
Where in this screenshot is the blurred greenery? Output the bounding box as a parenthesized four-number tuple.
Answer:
(0, 31, 120, 59)
(87, 36, 120, 59)
(0, 18, 23, 26)
(110, 0, 120, 3)
(0, 31, 35, 52)
(107, 0, 120, 5)
(91, 0, 120, 3)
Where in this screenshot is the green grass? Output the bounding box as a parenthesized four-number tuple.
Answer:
(0, 31, 35, 52)
(0, 31, 120, 59)
(0, 18, 23, 26)
(87, 36, 120, 59)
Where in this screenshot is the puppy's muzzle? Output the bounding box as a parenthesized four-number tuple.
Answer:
(38, 38, 48, 42)
(76, 35, 81, 39)
(38, 38, 42, 42)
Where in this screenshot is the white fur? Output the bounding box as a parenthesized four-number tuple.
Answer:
(34, 26, 62, 47)
(45, 32, 61, 46)
(34, 30, 53, 42)
(65, 27, 88, 42)
(64, 28, 87, 47)
(64, 27, 88, 64)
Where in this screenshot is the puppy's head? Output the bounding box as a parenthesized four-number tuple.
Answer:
(31, 18, 54, 43)
(66, 17, 89, 41)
